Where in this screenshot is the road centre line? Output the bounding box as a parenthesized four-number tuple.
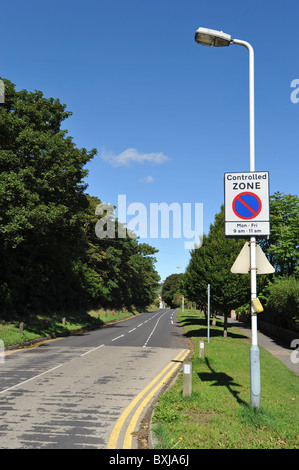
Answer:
(80, 343, 105, 357)
(0, 364, 63, 395)
(123, 348, 190, 449)
(112, 311, 166, 342)
(143, 311, 168, 348)
(111, 334, 124, 342)
(107, 348, 188, 449)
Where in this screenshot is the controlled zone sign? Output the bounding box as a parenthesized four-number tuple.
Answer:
(224, 171, 270, 237)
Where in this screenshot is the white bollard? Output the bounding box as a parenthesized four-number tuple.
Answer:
(199, 338, 205, 358)
(183, 358, 192, 397)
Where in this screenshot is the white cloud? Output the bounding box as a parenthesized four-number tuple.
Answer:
(100, 148, 170, 167)
(139, 176, 154, 184)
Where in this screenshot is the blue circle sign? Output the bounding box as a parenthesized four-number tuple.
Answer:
(232, 192, 262, 220)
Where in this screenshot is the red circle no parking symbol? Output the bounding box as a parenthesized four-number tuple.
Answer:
(232, 192, 262, 220)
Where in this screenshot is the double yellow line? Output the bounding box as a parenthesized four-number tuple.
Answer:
(107, 348, 189, 449)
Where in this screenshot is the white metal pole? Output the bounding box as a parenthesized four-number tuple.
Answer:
(232, 40, 255, 171)
(232, 39, 260, 408)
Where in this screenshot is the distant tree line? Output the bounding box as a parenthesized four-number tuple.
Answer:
(161, 273, 184, 309)
(0, 79, 160, 319)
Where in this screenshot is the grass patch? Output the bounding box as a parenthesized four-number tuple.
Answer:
(152, 309, 299, 449)
(0, 308, 142, 348)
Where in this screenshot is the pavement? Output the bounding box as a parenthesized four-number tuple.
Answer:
(226, 317, 299, 375)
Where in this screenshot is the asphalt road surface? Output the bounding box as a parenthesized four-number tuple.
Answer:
(0, 309, 189, 449)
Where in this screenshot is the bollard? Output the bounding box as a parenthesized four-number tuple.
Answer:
(183, 358, 192, 397)
(62, 317, 66, 326)
(19, 322, 24, 335)
(199, 338, 205, 358)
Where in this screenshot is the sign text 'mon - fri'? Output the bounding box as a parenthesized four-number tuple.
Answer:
(224, 171, 270, 238)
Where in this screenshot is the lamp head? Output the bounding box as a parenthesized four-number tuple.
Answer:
(195, 27, 232, 47)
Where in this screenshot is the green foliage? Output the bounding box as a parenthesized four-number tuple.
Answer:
(182, 194, 299, 334)
(264, 276, 299, 330)
(152, 402, 181, 423)
(162, 273, 183, 308)
(0, 79, 159, 318)
(235, 303, 250, 320)
(0, 79, 96, 315)
(260, 192, 299, 277)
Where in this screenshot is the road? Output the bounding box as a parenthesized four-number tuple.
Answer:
(0, 309, 190, 449)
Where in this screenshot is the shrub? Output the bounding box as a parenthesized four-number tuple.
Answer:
(235, 303, 250, 322)
(265, 277, 299, 330)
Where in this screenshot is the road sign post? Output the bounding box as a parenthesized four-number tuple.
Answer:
(225, 171, 271, 409)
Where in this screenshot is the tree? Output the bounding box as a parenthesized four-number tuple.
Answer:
(0, 78, 160, 317)
(260, 192, 299, 277)
(162, 273, 184, 308)
(183, 206, 250, 337)
(127, 242, 160, 310)
(0, 79, 97, 315)
(81, 195, 160, 310)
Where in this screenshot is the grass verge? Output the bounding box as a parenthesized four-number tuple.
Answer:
(152, 309, 299, 449)
(0, 307, 145, 348)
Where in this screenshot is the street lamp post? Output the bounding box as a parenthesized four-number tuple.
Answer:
(195, 27, 260, 408)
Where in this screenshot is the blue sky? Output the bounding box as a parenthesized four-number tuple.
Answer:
(2, 0, 298, 282)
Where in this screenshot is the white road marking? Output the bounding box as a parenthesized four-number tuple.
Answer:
(0, 364, 63, 395)
(143, 311, 168, 348)
(80, 344, 105, 357)
(111, 335, 124, 342)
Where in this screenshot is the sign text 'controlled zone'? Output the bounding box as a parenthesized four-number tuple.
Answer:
(224, 171, 270, 237)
